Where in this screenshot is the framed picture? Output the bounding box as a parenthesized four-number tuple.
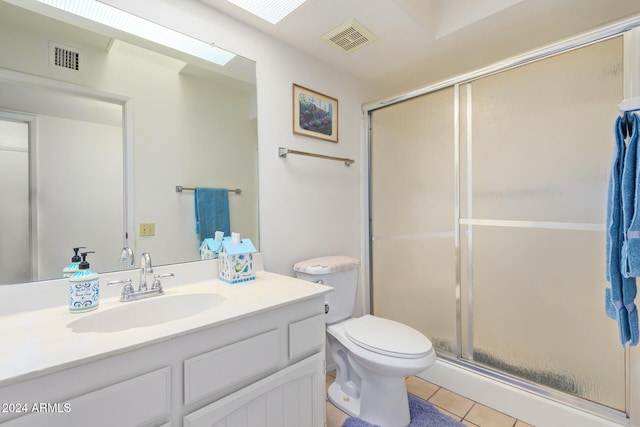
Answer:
(293, 84, 338, 143)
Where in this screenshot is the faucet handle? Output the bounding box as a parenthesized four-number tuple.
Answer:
(107, 279, 135, 300)
(151, 273, 174, 293)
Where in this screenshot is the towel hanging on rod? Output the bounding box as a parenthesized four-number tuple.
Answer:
(606, 112, 640, 346)
(176, 186, 241, 194)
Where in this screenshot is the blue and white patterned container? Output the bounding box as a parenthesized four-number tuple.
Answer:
(219, 236, 256, 284)
(69, 252, 99, 313)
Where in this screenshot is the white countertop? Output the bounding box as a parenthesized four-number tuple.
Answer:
(0, 271, 330, 387)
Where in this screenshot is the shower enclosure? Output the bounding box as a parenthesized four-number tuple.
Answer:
(367, 33, 632, 419)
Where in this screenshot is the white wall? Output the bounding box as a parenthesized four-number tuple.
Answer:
(102, 0, 378, 278)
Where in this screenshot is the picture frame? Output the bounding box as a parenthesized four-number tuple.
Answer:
(292, 84, 338, 143)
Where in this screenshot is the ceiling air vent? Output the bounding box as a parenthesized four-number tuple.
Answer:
(49, 42, 81, 72)
(321, 18, 377, 54)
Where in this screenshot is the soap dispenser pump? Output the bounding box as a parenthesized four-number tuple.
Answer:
(63, 246, 86, 278)
(69, 251, 100, 313)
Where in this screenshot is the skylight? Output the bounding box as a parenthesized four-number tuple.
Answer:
(227, 0, 307, 25)
(32, 0, 236, 66)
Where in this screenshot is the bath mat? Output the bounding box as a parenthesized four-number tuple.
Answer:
(341, 393, 465, 427)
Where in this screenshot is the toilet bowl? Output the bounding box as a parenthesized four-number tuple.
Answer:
(327, 315, 435, 427)
(294, 256, 436, 427)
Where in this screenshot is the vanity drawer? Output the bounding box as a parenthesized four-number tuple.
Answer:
(184, 329, 280, 405)
(289, 313, 325, 360)
(4, 367, 171, 427)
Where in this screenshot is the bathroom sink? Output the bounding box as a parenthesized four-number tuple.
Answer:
(67, 293, 224, 333)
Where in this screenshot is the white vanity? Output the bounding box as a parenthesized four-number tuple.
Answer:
(0, 260, 331, 427)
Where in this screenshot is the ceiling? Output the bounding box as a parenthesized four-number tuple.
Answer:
(199, 0, 640, 95)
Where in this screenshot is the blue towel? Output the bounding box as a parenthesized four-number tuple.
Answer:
(607, 114, 630, 344)
(607, 113, 639, 346)
(620, 112, 640, 345)
(194, 187, 230, 240)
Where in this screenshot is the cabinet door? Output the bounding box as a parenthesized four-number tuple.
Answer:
(184, 352, 325, 427)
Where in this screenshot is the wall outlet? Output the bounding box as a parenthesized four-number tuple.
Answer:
(139, 222, 155, 237)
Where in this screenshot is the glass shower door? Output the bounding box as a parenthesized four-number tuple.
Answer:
(369, 35, 627, 412)
(370, 87, 457, 354)
(460, 36, 625, 411)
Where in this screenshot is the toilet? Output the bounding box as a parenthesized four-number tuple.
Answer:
(294, 256, 436, 427)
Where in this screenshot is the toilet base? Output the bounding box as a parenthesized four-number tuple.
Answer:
(328, 381, 360, 418)
(328, 375, 411, 427)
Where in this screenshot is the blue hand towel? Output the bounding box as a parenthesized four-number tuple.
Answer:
(194, 187, 230, 240)
(620, 112, 640, 345)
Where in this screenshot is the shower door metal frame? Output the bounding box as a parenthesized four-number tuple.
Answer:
(364, 17, 640, 424)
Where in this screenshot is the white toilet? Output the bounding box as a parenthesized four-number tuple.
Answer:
(294, 256, 436, 427)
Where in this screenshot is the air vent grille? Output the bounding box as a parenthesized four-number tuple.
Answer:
(49, 42, 80, 72)
(322, 18, 377, 54)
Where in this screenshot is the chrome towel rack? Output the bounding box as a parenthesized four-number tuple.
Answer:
(278, 147, 354, 166)
(176, 186, 242, 194)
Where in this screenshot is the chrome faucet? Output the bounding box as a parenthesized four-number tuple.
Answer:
(119, 247, 134, 268)
(139, 252, 153, 291)
(108, 252, 174, 302)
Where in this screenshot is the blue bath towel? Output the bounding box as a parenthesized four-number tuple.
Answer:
(342, 394, 464, 427)
(194, 187, 230, 240)
(620, 112, 640, 345)
(607, 114, 630, 344)
(607, 112, 639, 346)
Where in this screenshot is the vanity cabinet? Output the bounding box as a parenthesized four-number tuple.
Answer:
(0, 295, 326, 427)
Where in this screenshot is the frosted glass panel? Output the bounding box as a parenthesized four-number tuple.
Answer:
(465, 37, 622, 223)
(372, 237, 456, 353)
(468, 227, 625, 410)
(370, 87, 456, 354)
(370, 88, 455, 237)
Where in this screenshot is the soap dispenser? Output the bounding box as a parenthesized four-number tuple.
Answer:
(63, 246, 85, 278)
(69, 251, 99, 313)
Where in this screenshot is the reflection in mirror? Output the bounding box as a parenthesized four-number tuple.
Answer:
(0, 0, 259, 284)
(0, 115, 31, 283)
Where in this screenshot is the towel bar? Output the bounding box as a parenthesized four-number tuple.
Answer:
(278, 147, 354, 166)
(176, 186, 241, 194)
(619, 96, 640, 112)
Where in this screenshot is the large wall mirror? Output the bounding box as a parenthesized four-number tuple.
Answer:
(0, 0, 259, 285)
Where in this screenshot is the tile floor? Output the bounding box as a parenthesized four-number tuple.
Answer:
(326, 371, 535, 427)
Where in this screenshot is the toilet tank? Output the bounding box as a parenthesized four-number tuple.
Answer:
(293, 256, 360, 324)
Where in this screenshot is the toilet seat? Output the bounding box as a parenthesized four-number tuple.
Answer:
(344, 315, 433, 359)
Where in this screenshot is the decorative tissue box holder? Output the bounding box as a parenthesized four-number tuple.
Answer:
(200, 238, 223, 260)
(218, 238, 256, 284)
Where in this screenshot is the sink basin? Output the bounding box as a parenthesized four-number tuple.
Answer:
(67, 293, 224, 333)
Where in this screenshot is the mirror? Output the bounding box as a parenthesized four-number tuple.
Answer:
(0, 0, 259, 284)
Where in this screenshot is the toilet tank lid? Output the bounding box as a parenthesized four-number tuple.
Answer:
(293, 256, 360, 275)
